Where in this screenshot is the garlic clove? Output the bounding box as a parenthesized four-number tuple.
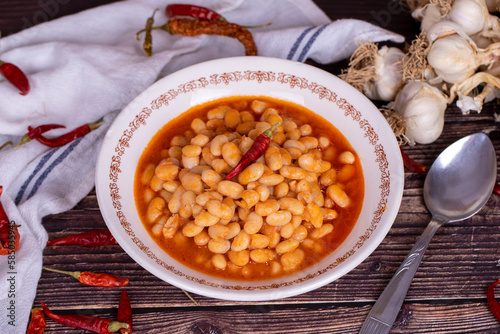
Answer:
(413, 4, 445, 33)
(425, 20, 473, 44)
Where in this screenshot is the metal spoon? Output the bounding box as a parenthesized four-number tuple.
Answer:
(359, 133, 497, 334)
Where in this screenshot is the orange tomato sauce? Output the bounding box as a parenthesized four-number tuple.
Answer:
(134, 96, 364, 280)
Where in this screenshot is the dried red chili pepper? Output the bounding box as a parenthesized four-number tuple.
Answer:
(493, 182, 500, 196)
(136, 11, 257, 56)
(0, 186, 20, 255)
(46, 229, 117, 246)
(40, 301, 129, 334)
(0, 60, 30, 95)
(166, 4, 226, 22)
(43, 267, 129, 288)
(400, 147, 427, 173)
(117, 290, 133, 334)
(224, 122, 280, 180)
(15, 124, 66, 148)
(27, 308, 46, 334)
(34, 121, 103, 147)
(487, 279, 500, 322)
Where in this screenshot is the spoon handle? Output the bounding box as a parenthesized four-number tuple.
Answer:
(359, 219, 443, 334)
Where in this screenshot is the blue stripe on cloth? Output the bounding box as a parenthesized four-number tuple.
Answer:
(26, 138, 82, 201)
(287, 26, 315, 60)
(15, 147, 61, 205)
(297, 24, 328, 62)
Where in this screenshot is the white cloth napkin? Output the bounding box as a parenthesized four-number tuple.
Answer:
(0, 0, 403, 332)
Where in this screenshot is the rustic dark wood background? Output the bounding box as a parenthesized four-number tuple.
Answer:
(2, 0, 500, 333)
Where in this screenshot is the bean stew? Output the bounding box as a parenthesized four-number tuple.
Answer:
(134, 96, 364, 280)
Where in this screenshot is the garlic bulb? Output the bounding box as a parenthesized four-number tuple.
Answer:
(340, 43, 406, 102)
(447, 0, 500, 36)
(363, 46, 407, 101)
(426, 33, 500, 83)
(390, 80, 448, 144)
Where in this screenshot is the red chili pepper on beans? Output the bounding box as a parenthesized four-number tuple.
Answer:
(40, 301, 129, 334)
(43, 267, 129, 288)
(166, 4, 227, 22)
(27, 308, 46, 334)
(0, 186, 20, 256)
(117, 290, 133, 334)
(0, 60, 30, 95)
(487, 279, 500, 322)
(34, 121, 103, 147)
(400, 147, 427, 173)
(224, 122, 280, 180)
(46, 229, 117, 246)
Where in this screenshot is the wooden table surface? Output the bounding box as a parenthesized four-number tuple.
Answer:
(2, 1, 500, 333)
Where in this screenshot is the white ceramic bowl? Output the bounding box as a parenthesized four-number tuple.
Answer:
(95, 56, 404, 301)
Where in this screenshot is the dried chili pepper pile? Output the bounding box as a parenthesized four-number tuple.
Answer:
(136, 4, 258, 56)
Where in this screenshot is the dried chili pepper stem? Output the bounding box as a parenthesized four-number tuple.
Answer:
(135, 8, 159, 56)
(0, 60, 30, 95)
(43, 267, 129, 288)
(40, 301, 129, 334)
(27, 308, 46, 334)
(487, 279, 500, 322)
(46, 228, 117, 246)
(0, 141, 13, 151)
(224, 122, 280, 180)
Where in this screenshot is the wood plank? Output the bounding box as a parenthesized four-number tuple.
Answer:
(36, 301, 500, 333)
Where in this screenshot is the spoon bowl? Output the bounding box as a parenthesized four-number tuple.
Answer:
(424, 133, 497, 222)
(360, 133, 497, 334)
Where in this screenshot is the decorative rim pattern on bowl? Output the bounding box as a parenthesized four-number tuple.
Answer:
(106, 68, 391, 291)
